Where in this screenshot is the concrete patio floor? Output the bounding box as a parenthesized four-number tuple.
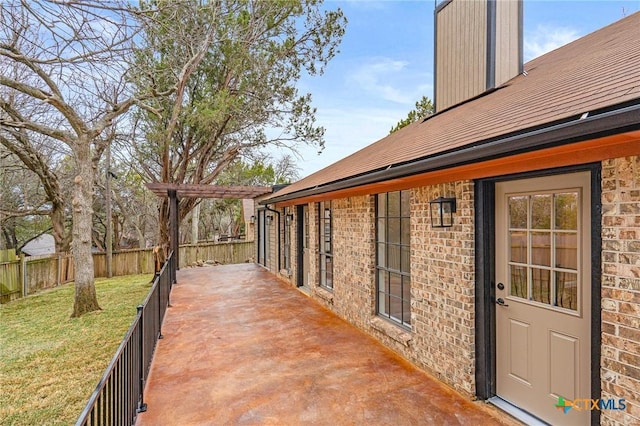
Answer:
(136, 263, 516, 426)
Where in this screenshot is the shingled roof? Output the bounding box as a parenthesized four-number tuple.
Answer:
(266, 11, 640, 204)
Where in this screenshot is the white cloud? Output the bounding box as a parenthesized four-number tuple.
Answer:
(525, 24, 580, 61)
(348, 57, 414, 104)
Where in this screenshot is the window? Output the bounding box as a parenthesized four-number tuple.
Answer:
(508, 190, 580, 311)
(376, 191, 411, 327)
(318, 201, 333, 289)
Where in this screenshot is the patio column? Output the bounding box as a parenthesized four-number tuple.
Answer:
(169, 189, 179, 271)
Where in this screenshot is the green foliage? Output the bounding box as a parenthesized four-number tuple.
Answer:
(132, 0, 346, 187)
(389, 95, 434, 134)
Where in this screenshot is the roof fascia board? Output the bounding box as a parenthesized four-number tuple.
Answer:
(263, 103, 640, 205)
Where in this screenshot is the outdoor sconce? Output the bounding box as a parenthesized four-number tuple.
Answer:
(285, 213, 294, 225)
(430, 197, 457, 228)
(266, 215, 273, 225)
(249, 215, 255, 224)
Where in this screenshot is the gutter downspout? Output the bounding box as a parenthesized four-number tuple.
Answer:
(264, 205, 281, 272)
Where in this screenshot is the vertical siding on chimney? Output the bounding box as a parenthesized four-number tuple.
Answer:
(494, 0, 522, 88)
(435, 0, 487, 112)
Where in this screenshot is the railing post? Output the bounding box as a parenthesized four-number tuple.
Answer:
(136, 305, 147, 414)
(158, 276, 164, 340)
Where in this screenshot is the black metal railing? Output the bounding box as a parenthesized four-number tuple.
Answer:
(76, 251, 176, 426)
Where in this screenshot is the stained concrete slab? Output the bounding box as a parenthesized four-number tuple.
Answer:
(136, 263, 515, 425)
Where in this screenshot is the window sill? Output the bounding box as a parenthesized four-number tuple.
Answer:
(369, 317, 412, 347)
(314, 286, 334, 305)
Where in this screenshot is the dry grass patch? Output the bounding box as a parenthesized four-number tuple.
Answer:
(0, 274, 153, 425)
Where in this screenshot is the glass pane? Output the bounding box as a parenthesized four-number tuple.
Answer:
(378, 291, 388, 315)
(531, 194, 551, 229)
(402, 297, 411, 326)
(324, 207, 331, 219)
(509, 231, 527, 263)
(555, 192, 578, 230)
(510, 265, 528, 299)
(402, 275, 411, 303)
(388, 244, 400, 271)
(531, 232, 551, 266)
(509, 196, 528, 228)
(556, 233, 578, 270)
(325, 256, 333, 288)
(400, 246, 410, 273)
(401, 191, 411, 217)
(388, 218, 400, 244)
(379, 270, 389, 293)
(390, 272, 402, 298)
(388, 191, 400, 217)
(531, 268, 551, 304)
(389, 295, 403, 323)
(401, 218, 410, 245)
(556, 271, 578, 310)
(377, 218, 386, 242)
(377, 243, 386, 267)
(377, 194, 387, 218)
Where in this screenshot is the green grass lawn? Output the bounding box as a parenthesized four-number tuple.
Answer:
(0, 274, 154, 425)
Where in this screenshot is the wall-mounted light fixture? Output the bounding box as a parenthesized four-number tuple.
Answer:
(266, 215, 273, 225)
(285, 213, 294, 226)
(249, 215, 255, 224)
(429, 196, 457, 228)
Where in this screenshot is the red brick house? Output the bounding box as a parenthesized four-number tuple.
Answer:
(257, 2, 640, 424)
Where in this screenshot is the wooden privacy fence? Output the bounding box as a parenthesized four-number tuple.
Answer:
(0, 241, 255, 303)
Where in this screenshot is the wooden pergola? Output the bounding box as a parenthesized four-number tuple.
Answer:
(146, 183, 273, 269)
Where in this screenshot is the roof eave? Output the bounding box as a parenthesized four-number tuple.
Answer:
(262, 101, 640, 205)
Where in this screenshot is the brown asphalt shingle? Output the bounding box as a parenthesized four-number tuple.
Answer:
(270, 11, 640, 200)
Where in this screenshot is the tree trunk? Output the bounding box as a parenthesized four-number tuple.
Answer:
(51, 200, 68, 253)
(71, 140, 100, 317)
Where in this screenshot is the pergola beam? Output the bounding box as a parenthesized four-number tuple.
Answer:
(145, 183, 274, 278)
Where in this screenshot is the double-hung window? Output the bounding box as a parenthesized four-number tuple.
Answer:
(376, 191, 411, 327)
(318, 201, 333, 289)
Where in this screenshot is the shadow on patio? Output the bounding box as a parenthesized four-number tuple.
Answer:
(135, 263, 514, 425)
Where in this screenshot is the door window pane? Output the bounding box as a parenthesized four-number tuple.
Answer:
(531, 194, 551, 229)
(509, 196, 528, 228)
(531, 232, 551, 266)
(531, 268, 551, 304)
(556, 233, 578, 270)
(555, 192, 578, 230)
(510, 231, 527, 263)
(555, 271, 578, 310)
(510, 265, 527, 299)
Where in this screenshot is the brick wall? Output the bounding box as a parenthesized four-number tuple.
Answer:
(411, 181, 476, 395)
(601, 156, 640, 426)
(275, 183, 476, 397)
(330, 196, 376, 330)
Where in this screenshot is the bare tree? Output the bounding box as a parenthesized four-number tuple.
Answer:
(0, 1, 212, 316)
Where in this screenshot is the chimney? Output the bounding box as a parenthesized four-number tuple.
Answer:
(434, 0, 523, 113)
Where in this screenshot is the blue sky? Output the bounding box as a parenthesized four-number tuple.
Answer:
(285, 0, 640, 178)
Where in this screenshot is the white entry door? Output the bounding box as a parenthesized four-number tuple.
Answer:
(495, 172, 591, 425)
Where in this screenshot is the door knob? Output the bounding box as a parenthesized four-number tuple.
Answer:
(496, 298, 509, 307)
